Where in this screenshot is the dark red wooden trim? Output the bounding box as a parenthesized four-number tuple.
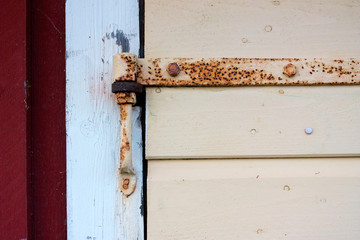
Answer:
(31, 0, 66, 239)
(0, 0, 31, 239)
(0, 0, 66, 239)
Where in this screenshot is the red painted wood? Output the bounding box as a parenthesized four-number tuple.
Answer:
(0, 0, 31, 239)
(0, 0, 66, 238)
(31, 0, 67, 239)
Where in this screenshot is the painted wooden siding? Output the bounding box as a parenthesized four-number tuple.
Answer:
(66, 0, 143, 239)
(148, 159, 360, 240)
(145, 0, 360, 239)
(145, 0, 360, 58)
(146, 86, 360, 159)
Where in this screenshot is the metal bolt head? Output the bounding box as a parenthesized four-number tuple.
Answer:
(167, 62, 181, 77)
(283, 63, 297, 77)
(305, 127, 313, 135)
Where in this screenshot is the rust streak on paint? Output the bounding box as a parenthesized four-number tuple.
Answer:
(115, 54, 137, 81)
(120, 105, 128, 121)
(113, 53, 138, 82)
(120, 104, 131, 164)
(136, 58, 360, 86)
(120, 138, 130, 163)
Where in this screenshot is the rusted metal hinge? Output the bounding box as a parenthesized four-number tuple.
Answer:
(112, 53, 360, 195)
(115, 54, 359, 87)
(112, 54, 142, 197)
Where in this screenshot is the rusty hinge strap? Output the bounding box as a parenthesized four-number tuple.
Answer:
(115, 54, 360, 87)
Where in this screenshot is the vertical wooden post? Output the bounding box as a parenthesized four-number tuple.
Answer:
(31, 0, 66, 239)
(0, 1, 31, 239)
(66, 1, 144, 239)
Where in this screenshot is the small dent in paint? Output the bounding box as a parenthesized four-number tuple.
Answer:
(283, 185, 291, 191)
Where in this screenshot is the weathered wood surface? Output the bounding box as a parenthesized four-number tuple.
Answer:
(146, 86, 360, 159)
(145, 0, 360, 239)
(66, 0, 143, 239)
(146, 0, 360, 58)
(148, 159, 360, 240)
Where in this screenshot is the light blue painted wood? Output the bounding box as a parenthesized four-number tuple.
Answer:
(66, 0, 143, 239)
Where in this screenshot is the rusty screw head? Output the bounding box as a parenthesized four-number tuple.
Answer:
(283, 63, 297, 77)
(122, 178, 130, 189)
(167, 62, 181, 77)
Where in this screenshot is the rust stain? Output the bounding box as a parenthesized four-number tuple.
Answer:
(137, 58, 360, 86)
(283, 63, 296, 77)
(122, 178, 130, 189)
(115, 54, 137, 81)
(120, 104, 128, 121)
(116, 92, 136, 105)
(120, 143, 129, 164)
(120, 123, 130, 162)
(167, 62, 181, 76)
(120, 104, 131, 163)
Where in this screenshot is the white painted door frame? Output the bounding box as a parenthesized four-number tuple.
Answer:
(66, 1, 144, 239)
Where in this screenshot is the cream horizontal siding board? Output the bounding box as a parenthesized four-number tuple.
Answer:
(148, 159, 360, 240)
(66, 0, 143, 239)
(145, 0, 360, 58)
(146, 86, 360, 159)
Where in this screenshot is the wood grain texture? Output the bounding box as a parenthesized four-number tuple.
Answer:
(145, 0, 360, 58)
(66, 0, 143, 239)
(146, 86, 360, 159)
(148, 159, 360, 240)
